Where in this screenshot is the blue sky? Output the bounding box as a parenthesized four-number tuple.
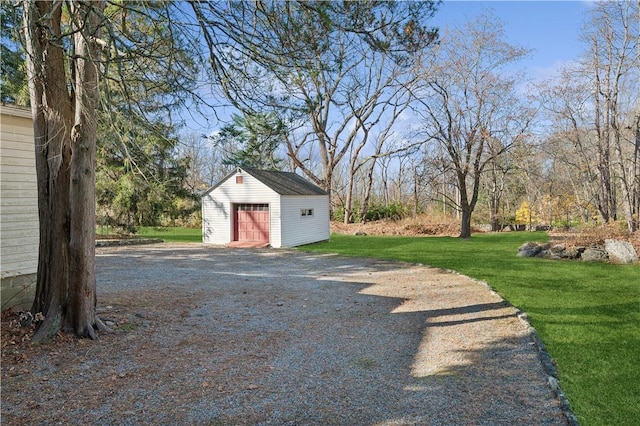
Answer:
(186, 1, 594, 135)
(437, 1, 593, 80)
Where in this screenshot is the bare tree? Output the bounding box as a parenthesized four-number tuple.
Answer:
(413, 14, 533, 238)
(191, 1, 439, 208)
(340, 54, 419, 223)
(179, 132, 214, 191)
(585, 0, 639, 231)
(483, 143, 516, 231)
(538, 67, 605, 223)
(539, 2, 639, 231)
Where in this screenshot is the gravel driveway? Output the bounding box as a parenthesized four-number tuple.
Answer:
(2, 243, 569, 425)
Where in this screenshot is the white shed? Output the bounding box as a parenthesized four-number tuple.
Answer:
(202, 168, 330, 248)
(1, 104, 38, 311)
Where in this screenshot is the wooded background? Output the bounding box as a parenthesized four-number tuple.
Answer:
(2, 1, 638, 239)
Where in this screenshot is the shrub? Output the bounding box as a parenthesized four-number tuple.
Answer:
(363, 202, 410, 222)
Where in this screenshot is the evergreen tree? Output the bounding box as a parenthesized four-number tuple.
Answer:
(0, 2, 29, 105)
(209, 112, 286, 170)
(96, 112, 195, 232)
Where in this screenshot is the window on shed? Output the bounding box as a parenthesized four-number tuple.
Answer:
(236, 175, 243, 184)
(301, 208, 314, 217)
(237, 204, 268, 211)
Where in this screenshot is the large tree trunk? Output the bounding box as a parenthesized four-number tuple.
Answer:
(67, 0, 104, 338)
(25, 1, 74, 342)
(24, 0, 107, 342)
(457, 167, 482, 239)
(457, 174, 473, 239)
(459, 205, 473, 239)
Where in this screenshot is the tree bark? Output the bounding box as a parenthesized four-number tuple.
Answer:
(457, 172, 472, 239)
(459, 209, 473, 239)
(67, 1, 104, 338)
(23, 0, 107, 341)
(24, 1, 74, 342)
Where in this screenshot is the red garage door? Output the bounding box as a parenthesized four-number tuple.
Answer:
(234, 204, 270, 242)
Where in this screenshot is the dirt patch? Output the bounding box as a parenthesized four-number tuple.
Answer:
(2, 244, 568, 425)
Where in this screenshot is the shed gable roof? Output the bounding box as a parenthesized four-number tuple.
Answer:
(243, 168, 327, 196)
(203, 168, 328, 197)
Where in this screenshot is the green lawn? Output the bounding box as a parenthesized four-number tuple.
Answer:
(299, 232, 640, 426)
(96, 226, 203, 242)
(137, 226, 202, 242)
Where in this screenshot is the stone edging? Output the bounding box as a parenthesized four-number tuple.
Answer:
(441, 268, 581, 426)
(95, 238, 164, 247)
(516, 310, 580, 426)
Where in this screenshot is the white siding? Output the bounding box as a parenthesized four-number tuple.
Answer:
(202, 170, 281, 246)
(279, 195, 330, 247)
(1, 105, 37, 310)
(202, 195, 233, 245)
(202, 169, 330, 248)
(1, 105, 38, 279)
(269, 198, 283, 248)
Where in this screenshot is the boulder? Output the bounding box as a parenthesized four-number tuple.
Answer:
(547, 244, 569, 259)
(566, 246, 586, 259)
(517, 242, 543, 257)
(516, 240, 638, 264)
(581, 247, 608, 262)
(604, 239, 638, 264)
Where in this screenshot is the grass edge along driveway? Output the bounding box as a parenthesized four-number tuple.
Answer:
(299, 232, 640, 426)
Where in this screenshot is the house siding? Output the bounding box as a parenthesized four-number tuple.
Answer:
(1, 105, 38, 310)
(279, 195, 330, 247)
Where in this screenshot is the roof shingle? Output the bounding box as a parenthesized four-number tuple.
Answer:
(202, 167, 328, 197)
(243, 168, 328, 196)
